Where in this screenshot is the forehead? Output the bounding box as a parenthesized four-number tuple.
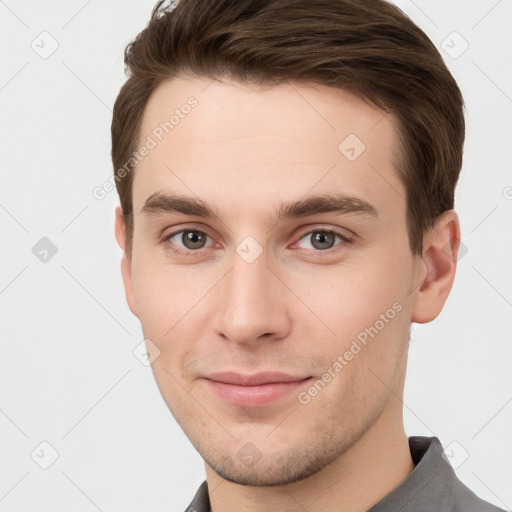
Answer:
(132, 74, 404, 223)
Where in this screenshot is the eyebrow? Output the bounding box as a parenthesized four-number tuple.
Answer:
(141, 191, 378, 222)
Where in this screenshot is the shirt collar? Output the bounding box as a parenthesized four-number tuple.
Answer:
(184, 436, 503, 512)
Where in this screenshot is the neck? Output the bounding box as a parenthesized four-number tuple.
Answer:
(205, 381, 414, 512)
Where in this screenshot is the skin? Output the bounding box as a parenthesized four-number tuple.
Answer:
(115, 74, 460, 512)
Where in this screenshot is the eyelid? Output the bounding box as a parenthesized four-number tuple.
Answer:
(160, 223, 215, 241)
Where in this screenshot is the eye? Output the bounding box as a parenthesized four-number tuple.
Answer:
(294, 228, 352, 252)
(161, 226, 354, 257)
(162, 228, 214, 255)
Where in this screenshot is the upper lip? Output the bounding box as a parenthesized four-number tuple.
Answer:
(205, 372, 311, 386)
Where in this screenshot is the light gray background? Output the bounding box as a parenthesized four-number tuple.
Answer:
(1, 1, 511, 511)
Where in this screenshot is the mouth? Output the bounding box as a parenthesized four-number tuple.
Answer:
(202, 372, 313, 407)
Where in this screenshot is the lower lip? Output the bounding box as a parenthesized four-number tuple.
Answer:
(204, 378, 312, 407)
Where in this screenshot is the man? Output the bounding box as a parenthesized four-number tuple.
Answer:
(111, 0, 505, 510)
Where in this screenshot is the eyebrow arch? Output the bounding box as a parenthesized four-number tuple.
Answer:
(141, 192, 223, 221)
(277, 193, 378, 220)
(141, 191, 378, 222)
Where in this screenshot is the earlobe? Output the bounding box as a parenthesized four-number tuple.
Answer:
(115, 206, 139, 319)
(411, 210, 461, 324)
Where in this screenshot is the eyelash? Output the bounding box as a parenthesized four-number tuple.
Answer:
(160, 225, 355, 257)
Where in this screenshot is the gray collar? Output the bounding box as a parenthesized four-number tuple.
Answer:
(184, 436, 504, 512)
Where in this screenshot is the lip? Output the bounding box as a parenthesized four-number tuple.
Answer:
(203, 372, 312, 407)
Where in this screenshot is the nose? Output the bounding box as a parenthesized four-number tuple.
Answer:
(212, 249, 292, 346)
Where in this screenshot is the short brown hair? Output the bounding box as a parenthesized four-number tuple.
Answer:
(111, 0, 464, 258)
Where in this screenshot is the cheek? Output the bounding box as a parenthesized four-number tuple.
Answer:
(292, 251, 413, 395)
(296, 268, 411, 413)
(299, 257, 410, 335)
(130, 254, 211, 337)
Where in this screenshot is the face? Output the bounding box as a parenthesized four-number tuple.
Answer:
(117, 74, 429, 486)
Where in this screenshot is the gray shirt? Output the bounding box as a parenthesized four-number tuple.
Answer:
(183, 437, 506, 511)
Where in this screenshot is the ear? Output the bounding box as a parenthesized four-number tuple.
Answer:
(411, 210, 461, 324)
(115, 206, 139, 318)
